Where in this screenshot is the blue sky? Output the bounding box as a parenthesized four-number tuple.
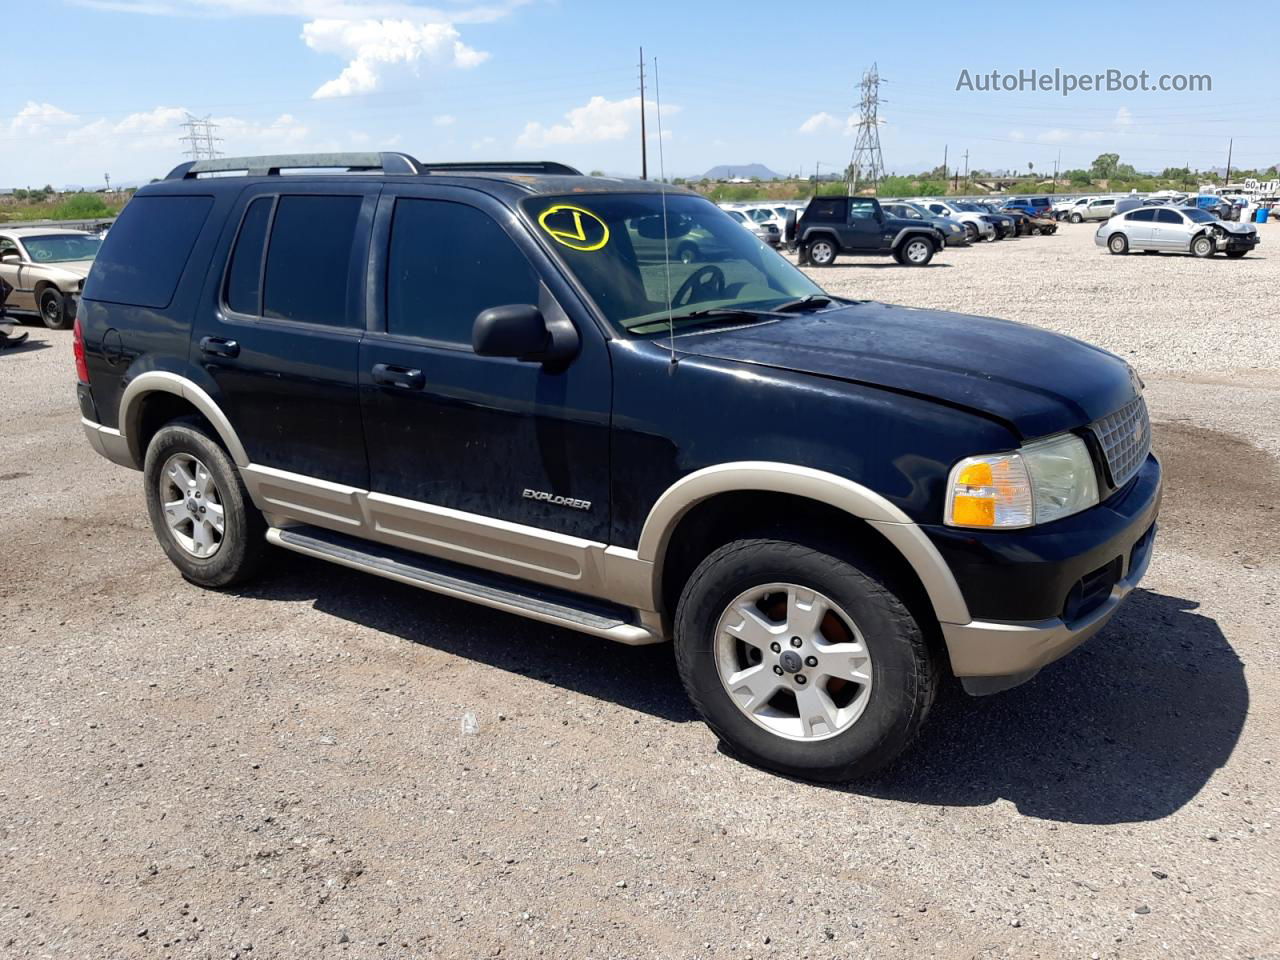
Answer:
(2, 0, 1277, 189)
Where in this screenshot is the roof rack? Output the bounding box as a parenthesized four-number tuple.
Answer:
(164, 152, 424, 180)
(163, 154, 583, 181)
(419, 161, 583, 176)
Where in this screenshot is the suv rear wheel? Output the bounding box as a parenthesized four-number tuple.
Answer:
(1070, 212, 1084, 224)
(143, 418, 267, 588)
(673, 538, 938, 781)
(806, 238, 838, 267)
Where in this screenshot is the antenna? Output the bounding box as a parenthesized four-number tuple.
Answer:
(653, 55, 676, 369)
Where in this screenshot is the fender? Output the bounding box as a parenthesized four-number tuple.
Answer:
(118, 371, 250, 468)
(633, 461, 972, 625)
(891, 227, 942, 251)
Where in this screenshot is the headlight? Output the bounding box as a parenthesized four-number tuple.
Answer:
(944, 433, 1099, 529)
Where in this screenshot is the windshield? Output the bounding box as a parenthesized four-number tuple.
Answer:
(1184, 208, 1216, 223)
(523, 193, 823, 335)
(20, 234, 102, 263)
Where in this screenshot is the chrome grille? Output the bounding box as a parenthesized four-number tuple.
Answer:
(1091, 395, 1151, 488)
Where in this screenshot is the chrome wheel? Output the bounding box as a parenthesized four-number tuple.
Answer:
(158, 452, 225, 558)
(714, 583, 873, 741)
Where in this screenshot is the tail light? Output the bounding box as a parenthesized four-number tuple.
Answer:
(73, 316, 89, 384)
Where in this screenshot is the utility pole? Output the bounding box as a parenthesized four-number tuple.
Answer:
(104, 172, 111, 193)
(638, 47, 648, 180)
(942, 144, 948, 185)
(962, 150, 970, 193)
(1224, 137, 1233, 185)
(1052, 150, 1060, 194)
(846, 63, 886, 195)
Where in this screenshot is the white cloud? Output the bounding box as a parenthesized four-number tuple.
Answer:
(73, 0, 522, 23)
(433, 114, 456, 126)
(303, 18, 488, 98)
(1114, 106, 1133, 127)
(517, 95, 678, 148)
(10, 102, 80, 136)
(798, 112, 840, 135)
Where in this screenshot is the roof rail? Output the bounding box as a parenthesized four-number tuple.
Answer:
(164, 152, 423, 180)
(419, 161, 583, 176)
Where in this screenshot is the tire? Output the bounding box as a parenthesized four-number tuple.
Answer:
(899, 236, 934, 266)
(1225, 249, 1248, 259)
(1192, 235, 1214, 258)
(1030, 226, 1042, 236)
(1070, 212, 1083, 224)
(1108, 233, 1129, 255)
(39, 288, 72, 330)
(676, 242, 699, 265)
(673, 538, 939, 782)
(143, 418, 267, 589)
(807, 237, 838, 267)
(964, 222, 978, 242)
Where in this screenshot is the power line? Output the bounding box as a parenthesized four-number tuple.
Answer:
(846, 63, 886, 194)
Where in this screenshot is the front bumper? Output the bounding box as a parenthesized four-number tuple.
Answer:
(1218, 232, 1259, 252)
(929, 452, 1162, 694)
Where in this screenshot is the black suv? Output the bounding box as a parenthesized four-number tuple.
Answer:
(76, 153, 1161, 781)
(788, 195, 945, 266)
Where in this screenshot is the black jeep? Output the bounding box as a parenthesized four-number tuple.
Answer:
(788, 195, 945, 266)
(76, 153, 1160, 781)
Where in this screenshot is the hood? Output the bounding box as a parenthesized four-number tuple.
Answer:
(1219, 220, 1257, 235)
(675, 301, 1138, 439)
(42, 260, 95, 282)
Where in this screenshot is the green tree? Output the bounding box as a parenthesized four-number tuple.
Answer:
(1090, 153, 1120, 179)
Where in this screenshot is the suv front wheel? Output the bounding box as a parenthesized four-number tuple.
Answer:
(673, 538, 939, 781)
(143, 418, 267, 588)
(896, 237, 934, 266)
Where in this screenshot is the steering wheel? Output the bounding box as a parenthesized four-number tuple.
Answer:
(671, 264, 726, 308)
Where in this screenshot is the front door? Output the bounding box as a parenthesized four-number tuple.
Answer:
(1153, 208, 1188, 249)
(191, 184, 379, 489)
(359, 187, 612, 553)
(842, 198, 885, 251)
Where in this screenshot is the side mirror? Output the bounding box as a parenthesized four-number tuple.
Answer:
(0, 250, 20, 263)
(473, 304, 550, 360)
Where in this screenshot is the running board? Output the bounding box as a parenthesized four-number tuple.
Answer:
(267, 526, 662, 646)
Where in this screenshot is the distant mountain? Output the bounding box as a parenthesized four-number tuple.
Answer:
(698, 163, 784, 181)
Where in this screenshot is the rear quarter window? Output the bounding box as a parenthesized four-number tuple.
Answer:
(83, 195, 213, 309)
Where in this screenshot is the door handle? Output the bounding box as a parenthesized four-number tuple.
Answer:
(200, 336, 240, 359)
(371, 363, 425, 390)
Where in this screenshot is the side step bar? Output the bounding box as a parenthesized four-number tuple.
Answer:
(267, 526, 662, 646)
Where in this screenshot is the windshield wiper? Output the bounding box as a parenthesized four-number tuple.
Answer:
(666, 307, 783, 326)
(770, 295, 833, 313)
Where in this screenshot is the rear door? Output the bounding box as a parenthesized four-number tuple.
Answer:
(1124, 208, 1156, 245)
(358, 185, 612, 546)
(192, 183, 378, 488)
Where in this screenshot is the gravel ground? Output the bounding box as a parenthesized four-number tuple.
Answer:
(1, 222, 1277, 959)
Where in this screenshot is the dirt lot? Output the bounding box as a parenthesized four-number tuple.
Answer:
(1, 222, 1278, 959)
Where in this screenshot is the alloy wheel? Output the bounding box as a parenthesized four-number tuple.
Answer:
(158, 452, 225, 558)
(714, 583, 874, 741)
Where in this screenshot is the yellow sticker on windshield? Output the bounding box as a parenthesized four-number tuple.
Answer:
(538, 204, 610, 251)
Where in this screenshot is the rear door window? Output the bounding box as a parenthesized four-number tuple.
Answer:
(224, 197, 273, 316)
(1127, 209, 1155, 221)
(1156, 209, 1184, 224)
(83, 195, 213, 308)
(262, 195, 362, 327)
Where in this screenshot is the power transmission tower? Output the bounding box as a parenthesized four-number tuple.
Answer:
(846, 63, 886, 195)
(179, 113, 223, 162)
